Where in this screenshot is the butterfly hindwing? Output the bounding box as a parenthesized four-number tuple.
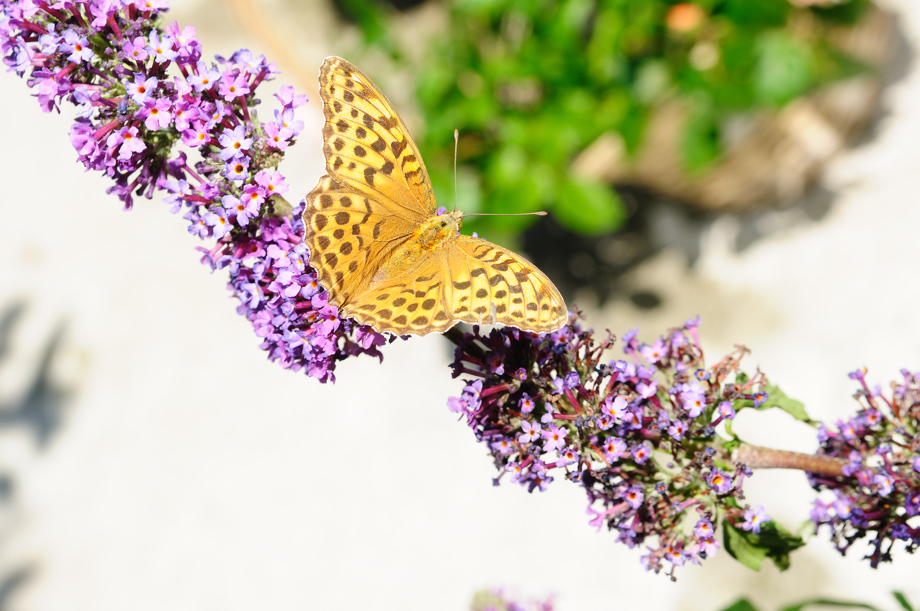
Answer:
(445, 235, 567, 332)
(338, 249, 454, 336)
(305, 174, 416, 306)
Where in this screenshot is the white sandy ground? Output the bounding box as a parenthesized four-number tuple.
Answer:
(1, 0, 919, 609)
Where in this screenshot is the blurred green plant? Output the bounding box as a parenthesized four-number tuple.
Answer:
(340, 0, 870, 241)
(720, 590, 914, 611)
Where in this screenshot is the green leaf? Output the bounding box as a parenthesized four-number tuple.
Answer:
(682, 108, 722, 173)
(617, 103, 648, 155)
(780, 598, 882, 611)
(332, 0, 398, 57)
(810, 0, 869, 26)
(760, 384, 812, 423)
(633, 60, 671, 104)
(894, 591, 916, 611)
(754, 31, 815, 106)
(723, 0, 789, 27)
(721, 600, 760, 611)
(553, 178, 626, 235)
(723, 520, 805, 571)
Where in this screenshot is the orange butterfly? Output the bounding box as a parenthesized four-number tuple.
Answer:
(304, 57, 567, 336)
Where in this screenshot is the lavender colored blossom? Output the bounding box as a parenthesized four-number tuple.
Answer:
(0, 0, 390, 383)
(706, 468, 733, 494)
(810, 367, 920, 567)
(742, 506, 771, 534)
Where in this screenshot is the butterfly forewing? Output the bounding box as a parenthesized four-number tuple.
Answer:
(318, 56, 435, 220)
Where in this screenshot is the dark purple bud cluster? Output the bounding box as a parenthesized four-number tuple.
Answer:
(447, 312, 774, 578)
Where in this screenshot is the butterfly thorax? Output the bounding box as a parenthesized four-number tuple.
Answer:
(370, 210, 463, 284)
(416, 210, 463, 250)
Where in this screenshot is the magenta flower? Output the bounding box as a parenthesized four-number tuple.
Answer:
(223, 193, 257, 226)
(147, 30, 177, 63)
(224, 157, 250, 181)
(667, 420, 687, 440)
(122, 36, 149, 63)
(139, 98, 173, 131)
(107, 125, 146, 159)
(625, 486, 644, 509)
(255, 170, 289, 196)
(126, 73, 158, 104)
(694, 518, 714, 539)
(519, 420, 542, 444)
(181, 121, 209, 147)
(204, 207, 232, 239)
(264, 121, 293, 150)
(680, 383, 705, 417)
(637, 379, 657, 399)
(61, 28, 92, 63)
(541, 424, 568, 452)
(218, 125, 252, 161)
(601, 395, 628, 420)
(596, 414, 614, 430)
(218, 70, 250, 101)
(707, 469, 733, 495)
(557, 447, 577, 467)
(188, 61, 221, 92)
(640, 339, 665, 363)
(518, 392, 535, 414)
(172, 100, 200, 132)
(631, 442, 651, 464)
(603, 436, 626, 461)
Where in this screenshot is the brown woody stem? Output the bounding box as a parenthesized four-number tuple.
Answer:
(733, 444, 846, 478)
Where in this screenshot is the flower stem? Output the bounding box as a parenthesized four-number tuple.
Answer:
(733, 444, 845, 478)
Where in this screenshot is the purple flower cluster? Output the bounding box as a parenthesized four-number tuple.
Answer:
(0, 0, 390, 382)
(810, 367, 920, 566)
(447, 313, 774, 578)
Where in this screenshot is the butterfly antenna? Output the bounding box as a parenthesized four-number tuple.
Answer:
(453, 129, 459, 212)
(453, 128, 548, 219)
(463, 211, 548, 217)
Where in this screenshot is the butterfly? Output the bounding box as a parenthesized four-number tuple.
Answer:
(303, 56, 567, 336)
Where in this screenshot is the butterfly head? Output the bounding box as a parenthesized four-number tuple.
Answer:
(444, 209, 465, 234)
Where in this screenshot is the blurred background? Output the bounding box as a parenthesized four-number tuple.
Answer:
(1, 0, 920, 609)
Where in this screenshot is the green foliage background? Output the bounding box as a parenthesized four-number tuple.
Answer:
(337, 0, 869, 243)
